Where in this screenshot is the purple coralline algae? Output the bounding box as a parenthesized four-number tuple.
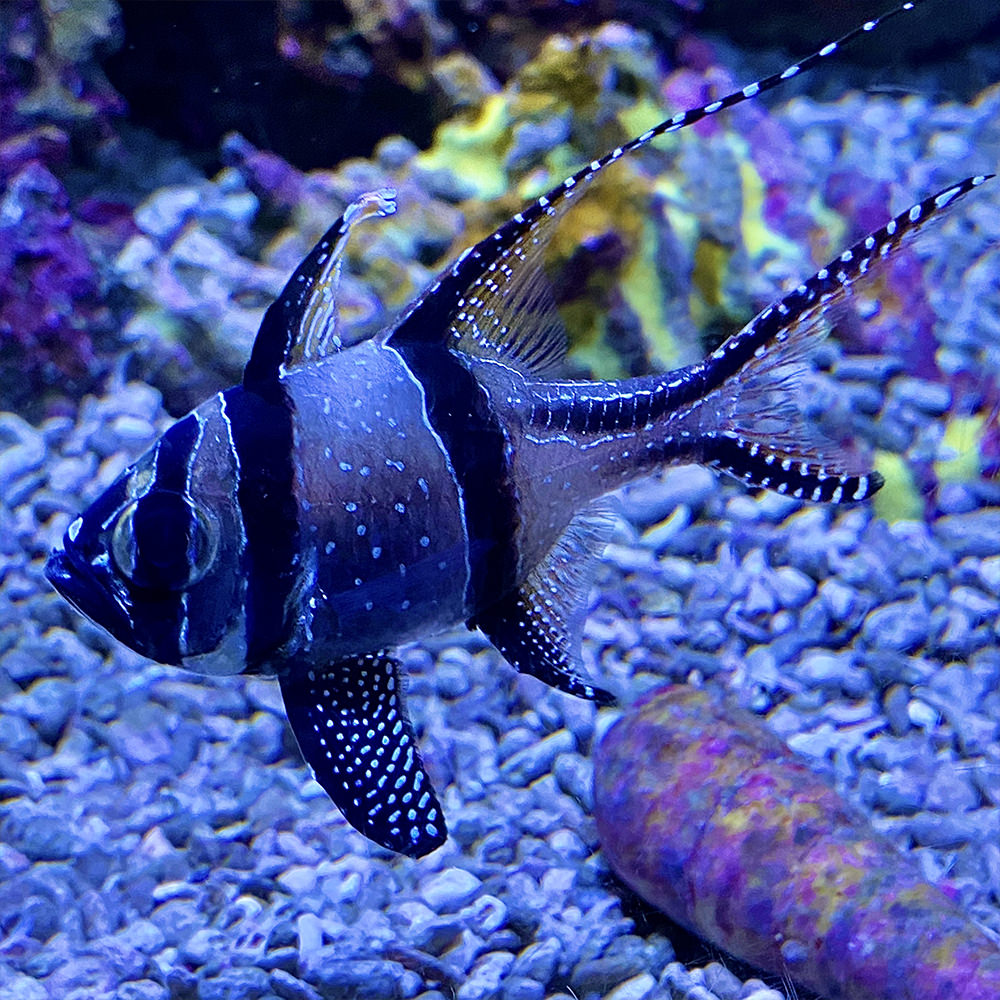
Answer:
(0, 0, 131, 415)
(594, 683, 1000, 1000)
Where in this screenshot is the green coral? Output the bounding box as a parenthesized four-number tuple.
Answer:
(622, 216, 677, 371)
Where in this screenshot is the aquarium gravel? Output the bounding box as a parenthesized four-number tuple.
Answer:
(4, 6, 1000, 1000)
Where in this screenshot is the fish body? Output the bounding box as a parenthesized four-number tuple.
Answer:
(45, 0, 989, 857)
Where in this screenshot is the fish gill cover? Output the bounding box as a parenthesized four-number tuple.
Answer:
(2, 0, 1000, 998)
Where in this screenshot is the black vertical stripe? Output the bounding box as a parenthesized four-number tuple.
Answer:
(125, 413, 200, 665)
(394, 341, 519, 611)
(223, 384, 300, 669)
(150, 413, 201, 492)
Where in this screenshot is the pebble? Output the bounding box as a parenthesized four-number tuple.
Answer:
(510, 937, 561, 983)
(269, 969, 323, 1000)
(276, 865, 318, 896)
(0, 414, 46, 496)
(164, 967, 197, 999)
(571, 954, 650, 996)
(3, 810, 81, 862)
(1, 973, 48, 1000)
(197, 968, 271, 1000)
(621, 466, 717, 527)
(771, 566, 815, 608)
(872, 768, 925, 815)
(461, 895, 508, 936)
(553, 752, 594, 811)
(300, 956, 407, 999)
(643, 506, 693, 553)
(936, 511, 1000, 558)
(112, 982, 167, 1000)
(950, 585, 997, 618)
(178, 928, 226, 968)
(936, 482, 980, 515)
(688, 620, 727, 652)
(501, 976, 544, 1000)
(890, 375, 952, 415)
(861, 599, 929, 652)
(457, 951, 516, 1000)
(499, 729, 574, 785)
(796, 649, 866, 694)
(420, 868, 482, 912)
(956, 712, 999, 756)
(907, 809, 996, 849)
(702, 964, 742, 999)
(907, 698, 941, 730)
(924, 764, 980, 814)
(882, 684, 911, 736)
(605, 972, 657, 1000)
(978, 555, 1000, 595)
(739, 987, 785, 1000)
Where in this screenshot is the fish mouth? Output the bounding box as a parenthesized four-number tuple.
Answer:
(44, 547, 134, 643)
(44, 547, 82, 603)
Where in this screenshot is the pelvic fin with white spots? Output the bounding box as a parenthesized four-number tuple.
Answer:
(278, 652, 446, 857)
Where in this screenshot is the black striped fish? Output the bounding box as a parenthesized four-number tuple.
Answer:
(45, 0, 988, 857)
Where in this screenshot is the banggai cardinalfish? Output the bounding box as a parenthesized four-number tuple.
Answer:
(46, 0, 989, 856)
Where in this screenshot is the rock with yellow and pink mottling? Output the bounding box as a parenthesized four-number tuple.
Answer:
(594, 684, 1000, 1000)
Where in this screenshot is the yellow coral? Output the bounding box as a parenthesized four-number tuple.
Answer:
(415, 95, 511, 201)
(872, 450, 924, 523)
(935, 414, 985, 485)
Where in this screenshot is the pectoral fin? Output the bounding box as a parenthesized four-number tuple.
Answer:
(278, 652, 446, 858)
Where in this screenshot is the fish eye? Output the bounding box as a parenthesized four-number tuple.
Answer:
(110, 491, 219, 592)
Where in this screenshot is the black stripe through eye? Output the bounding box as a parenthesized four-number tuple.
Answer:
(112, 492, 218, 592)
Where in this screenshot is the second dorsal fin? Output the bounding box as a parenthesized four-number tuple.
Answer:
(449, 217, 571, 377)
(389, 0, 926, 370)
(243, 188, 396, 390)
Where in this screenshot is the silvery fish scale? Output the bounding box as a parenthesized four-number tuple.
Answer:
(44, 0, 990, 856)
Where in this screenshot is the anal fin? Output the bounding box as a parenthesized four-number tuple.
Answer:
(472, 502, 616, 706)
(278, 652, 446, 858)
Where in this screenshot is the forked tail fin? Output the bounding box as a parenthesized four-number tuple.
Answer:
(682, 175, 992, 502)
(519, 175, 990, 506)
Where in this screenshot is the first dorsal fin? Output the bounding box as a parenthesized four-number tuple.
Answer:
(388, 1, 926, 366)
(243, 188, 396, 390)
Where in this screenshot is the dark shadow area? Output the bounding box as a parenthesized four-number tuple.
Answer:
(102, 1, 436, 172)
(697, 0, 1000, 102)
(608, 869, 825, 1000)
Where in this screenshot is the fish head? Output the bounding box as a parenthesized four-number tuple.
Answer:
(45, 400, 248, 673)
